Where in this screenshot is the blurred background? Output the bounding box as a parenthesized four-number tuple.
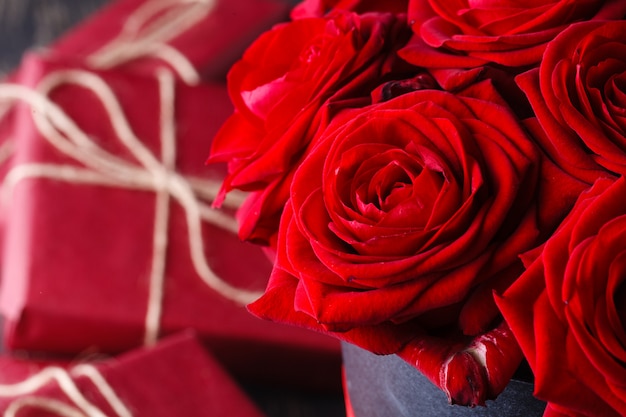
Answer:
(0, 0, 348, 415)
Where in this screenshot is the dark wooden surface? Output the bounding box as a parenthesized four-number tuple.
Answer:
(0, 0, 347, 415)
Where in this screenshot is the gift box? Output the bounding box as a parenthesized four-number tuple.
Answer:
(0, 332, 265, 416)
(0, 54, 341, 390)
(47, 0, 291, 82)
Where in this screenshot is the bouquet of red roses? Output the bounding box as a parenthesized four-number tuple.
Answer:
(208, 0, 626, 415)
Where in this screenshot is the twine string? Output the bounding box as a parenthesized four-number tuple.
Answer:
(0, 365, 132, 417)
(0, 68, 262, 347)
(87, 0, 218, 85)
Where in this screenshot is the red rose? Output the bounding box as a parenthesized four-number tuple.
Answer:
(290, 0, 408, 19)
(249, 81, 584, 393)
(400, 0, 626, 69)
(208, 11, 410, 244)
(517, 21, 626, 184)
(497, 177, 626, 417)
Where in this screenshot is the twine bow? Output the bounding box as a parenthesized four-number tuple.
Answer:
(0, 364, 132, 417)
(87, 0, 218, 85)
(0, 67, 262, 346)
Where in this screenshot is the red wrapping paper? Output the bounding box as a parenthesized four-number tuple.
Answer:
(0, 332, 265, 417)
(0, 102, 15, 253)
(48, 0, 291, 81)
(0, 54, 340, 389)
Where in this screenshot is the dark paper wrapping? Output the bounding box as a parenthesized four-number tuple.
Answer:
(342, 342, 547, 417)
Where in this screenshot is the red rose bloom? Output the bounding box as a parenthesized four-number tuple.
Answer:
(208, 11, 410, 244)
(291, 0, 408, 19)
(249, 81, 585, 404)
(400, 0, 626, 69)
(517, 21, 626, 184)
(497, 177, 626, 417)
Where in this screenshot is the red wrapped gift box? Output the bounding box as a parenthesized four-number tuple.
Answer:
(0, 54, 340, 389)
(0, 332, 265, 417)
(47, 0, 290, 82)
